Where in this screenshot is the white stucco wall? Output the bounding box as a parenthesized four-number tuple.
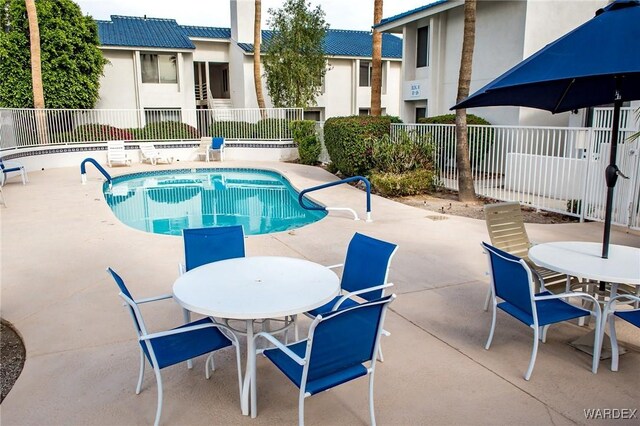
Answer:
(97, 50, 138, 110)
(192, 40, 230, 62)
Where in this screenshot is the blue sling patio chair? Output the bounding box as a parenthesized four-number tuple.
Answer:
(600, 293, 640, 372)
(211, 137, 225, 162)
(253, 294, 396, 425)
(106, 268, 242, 426)
(482, 242, 602, 380)
(300, 232, 397, 358)
(0, 157, 28, 186)
(180, 225, 245, 274)
(181, 225, 294, 338)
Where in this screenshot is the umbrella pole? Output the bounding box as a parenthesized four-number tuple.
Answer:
(601, 96, 623, 259)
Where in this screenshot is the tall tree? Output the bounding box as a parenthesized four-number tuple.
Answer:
(370, 0, 383, 116)
(263, 0, 329, 108)
(455, 0, 478, 202)
(253, 0, 266, 111)
(24, 0, 43, 109)
(0, 0, 106, 108)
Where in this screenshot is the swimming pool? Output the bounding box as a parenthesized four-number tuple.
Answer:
(103, 168, 327, 236)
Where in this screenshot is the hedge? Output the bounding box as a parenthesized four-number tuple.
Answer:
(324, 115, 396, 176)
(290, 120, 320, 165)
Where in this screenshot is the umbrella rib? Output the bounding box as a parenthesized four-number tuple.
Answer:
(552, 78, 575, 113)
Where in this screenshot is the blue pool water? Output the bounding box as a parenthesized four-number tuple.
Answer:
(103, 169, 327, 236)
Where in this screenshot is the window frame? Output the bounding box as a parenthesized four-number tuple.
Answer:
(359, 60, 372, 87)
(140, 52, 178, 84)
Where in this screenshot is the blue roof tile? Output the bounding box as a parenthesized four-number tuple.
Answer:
(96, 15, 402, 58)
(376, 0, 449, 27)
(239, 29, 402, 58)
(180, 25, 231, 39)
(97, 16, 194, 49)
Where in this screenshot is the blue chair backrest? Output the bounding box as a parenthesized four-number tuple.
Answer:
(106, 267, 144, 334)
(212, 137, 224, 150)
(183, 225, 245, 271)
(341, 233, 397, 301)
(482, 242, 534, 316)
(306, 295, 393, 383)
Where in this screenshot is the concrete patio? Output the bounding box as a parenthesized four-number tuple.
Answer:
(1, 161, 638, 425)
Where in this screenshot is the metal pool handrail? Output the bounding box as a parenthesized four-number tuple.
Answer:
(80, 158, 112, 187)
(298, 176, 372, 222)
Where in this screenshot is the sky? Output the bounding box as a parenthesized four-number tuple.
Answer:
(73, 0, 432, 31)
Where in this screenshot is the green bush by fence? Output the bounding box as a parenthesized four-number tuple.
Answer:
(209, 121, 256, 139)
(290, 120, 320, 165)
(132, 121, 199, 140)
(418, 114, 494, 167)
(324, 115, 395, 176)
(369, 169, 436, 197)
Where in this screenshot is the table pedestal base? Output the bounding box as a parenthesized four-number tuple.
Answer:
(569, 330, 626, 360)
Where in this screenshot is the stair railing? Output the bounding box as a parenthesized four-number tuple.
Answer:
(298, 176, 372, 222)
(80, 158, 112, 187)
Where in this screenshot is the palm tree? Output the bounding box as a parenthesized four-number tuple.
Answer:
(25, 0, 48, 144)
(455, 0, 477, 202)
(370, 0, 383, 116)
(253, 0, 266, 114)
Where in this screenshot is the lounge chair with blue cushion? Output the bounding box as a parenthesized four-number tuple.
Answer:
(482, 242, 602, 380)
(254, 294, 396, 424)
(107, 267, 242, 426)
(0, 158, 28, 186)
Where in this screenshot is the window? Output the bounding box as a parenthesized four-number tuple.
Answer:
(359, 108, 370, 116)
(222, 68, 229, 93)
(417, 26, 429, 68)
(144, 108, 182, 124)
(141, 53, 177, 84)
(359, 61, 372, 87)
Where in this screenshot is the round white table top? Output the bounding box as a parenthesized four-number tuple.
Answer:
(528, 242, 640, 285)
(173, 256, 341, 320)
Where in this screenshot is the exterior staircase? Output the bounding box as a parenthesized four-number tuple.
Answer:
(208, 98, 234, 121)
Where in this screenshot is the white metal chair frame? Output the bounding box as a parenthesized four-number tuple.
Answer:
(139, 144, 173, 165)
(253, 295, 395, 425)
(600, 293, 640, 372)
(118, 290, 243, 426)
(0, 159, 28, 186)
(483, 244, 603, 380)
(107, 141, 132, 167)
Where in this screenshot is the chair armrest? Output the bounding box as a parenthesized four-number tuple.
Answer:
(331, 283, 394, 311)
(135, 294, 173, 304)
(603, 293, 640, 316)
(178, 263, 186, 275)
(326, 263, 343, 270)
(534, 291, 602, 314)
(254, 332, 306, 365)
(141, 320, 241, 346)
(2, 160, 24, 169)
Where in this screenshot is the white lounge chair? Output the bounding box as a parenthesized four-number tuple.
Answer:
(139, 144, 173, 165)
(107, 141, 131, 167)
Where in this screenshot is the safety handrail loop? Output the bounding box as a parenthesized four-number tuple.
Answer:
(80, 158, 112, 187)
(298, 176, 372, 222)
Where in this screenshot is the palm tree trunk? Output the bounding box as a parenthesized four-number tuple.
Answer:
(370, 0, 383, 116)
(25, 0, 48, 144)
(455, 0, 477, 202)
(254, 0, 266, 117)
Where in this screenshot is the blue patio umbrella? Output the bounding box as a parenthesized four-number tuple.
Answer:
(452, 0, 640, 258)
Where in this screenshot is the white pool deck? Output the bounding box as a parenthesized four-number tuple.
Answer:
(1, 161, 638, 425)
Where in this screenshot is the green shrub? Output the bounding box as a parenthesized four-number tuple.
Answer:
(373, 131, 434, 174)
(291, 120, 320, 165)
(210, 121, 256, 139)
(324, 115, 394, 176)
(369, 169, 436, 197)
(137, 121, 199, 140)
(418, 114, 490, 125)
(418, 114, 493, 168)
(254, 118, 291, 139)
(71, 124, 134, 142)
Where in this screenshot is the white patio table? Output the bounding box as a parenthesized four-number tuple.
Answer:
(528, 241, 640, 356)
(172, 256, 340, 418)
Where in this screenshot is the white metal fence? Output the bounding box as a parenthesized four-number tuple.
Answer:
(0, 107, 303, 149)
(391, 109, 640, 229)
